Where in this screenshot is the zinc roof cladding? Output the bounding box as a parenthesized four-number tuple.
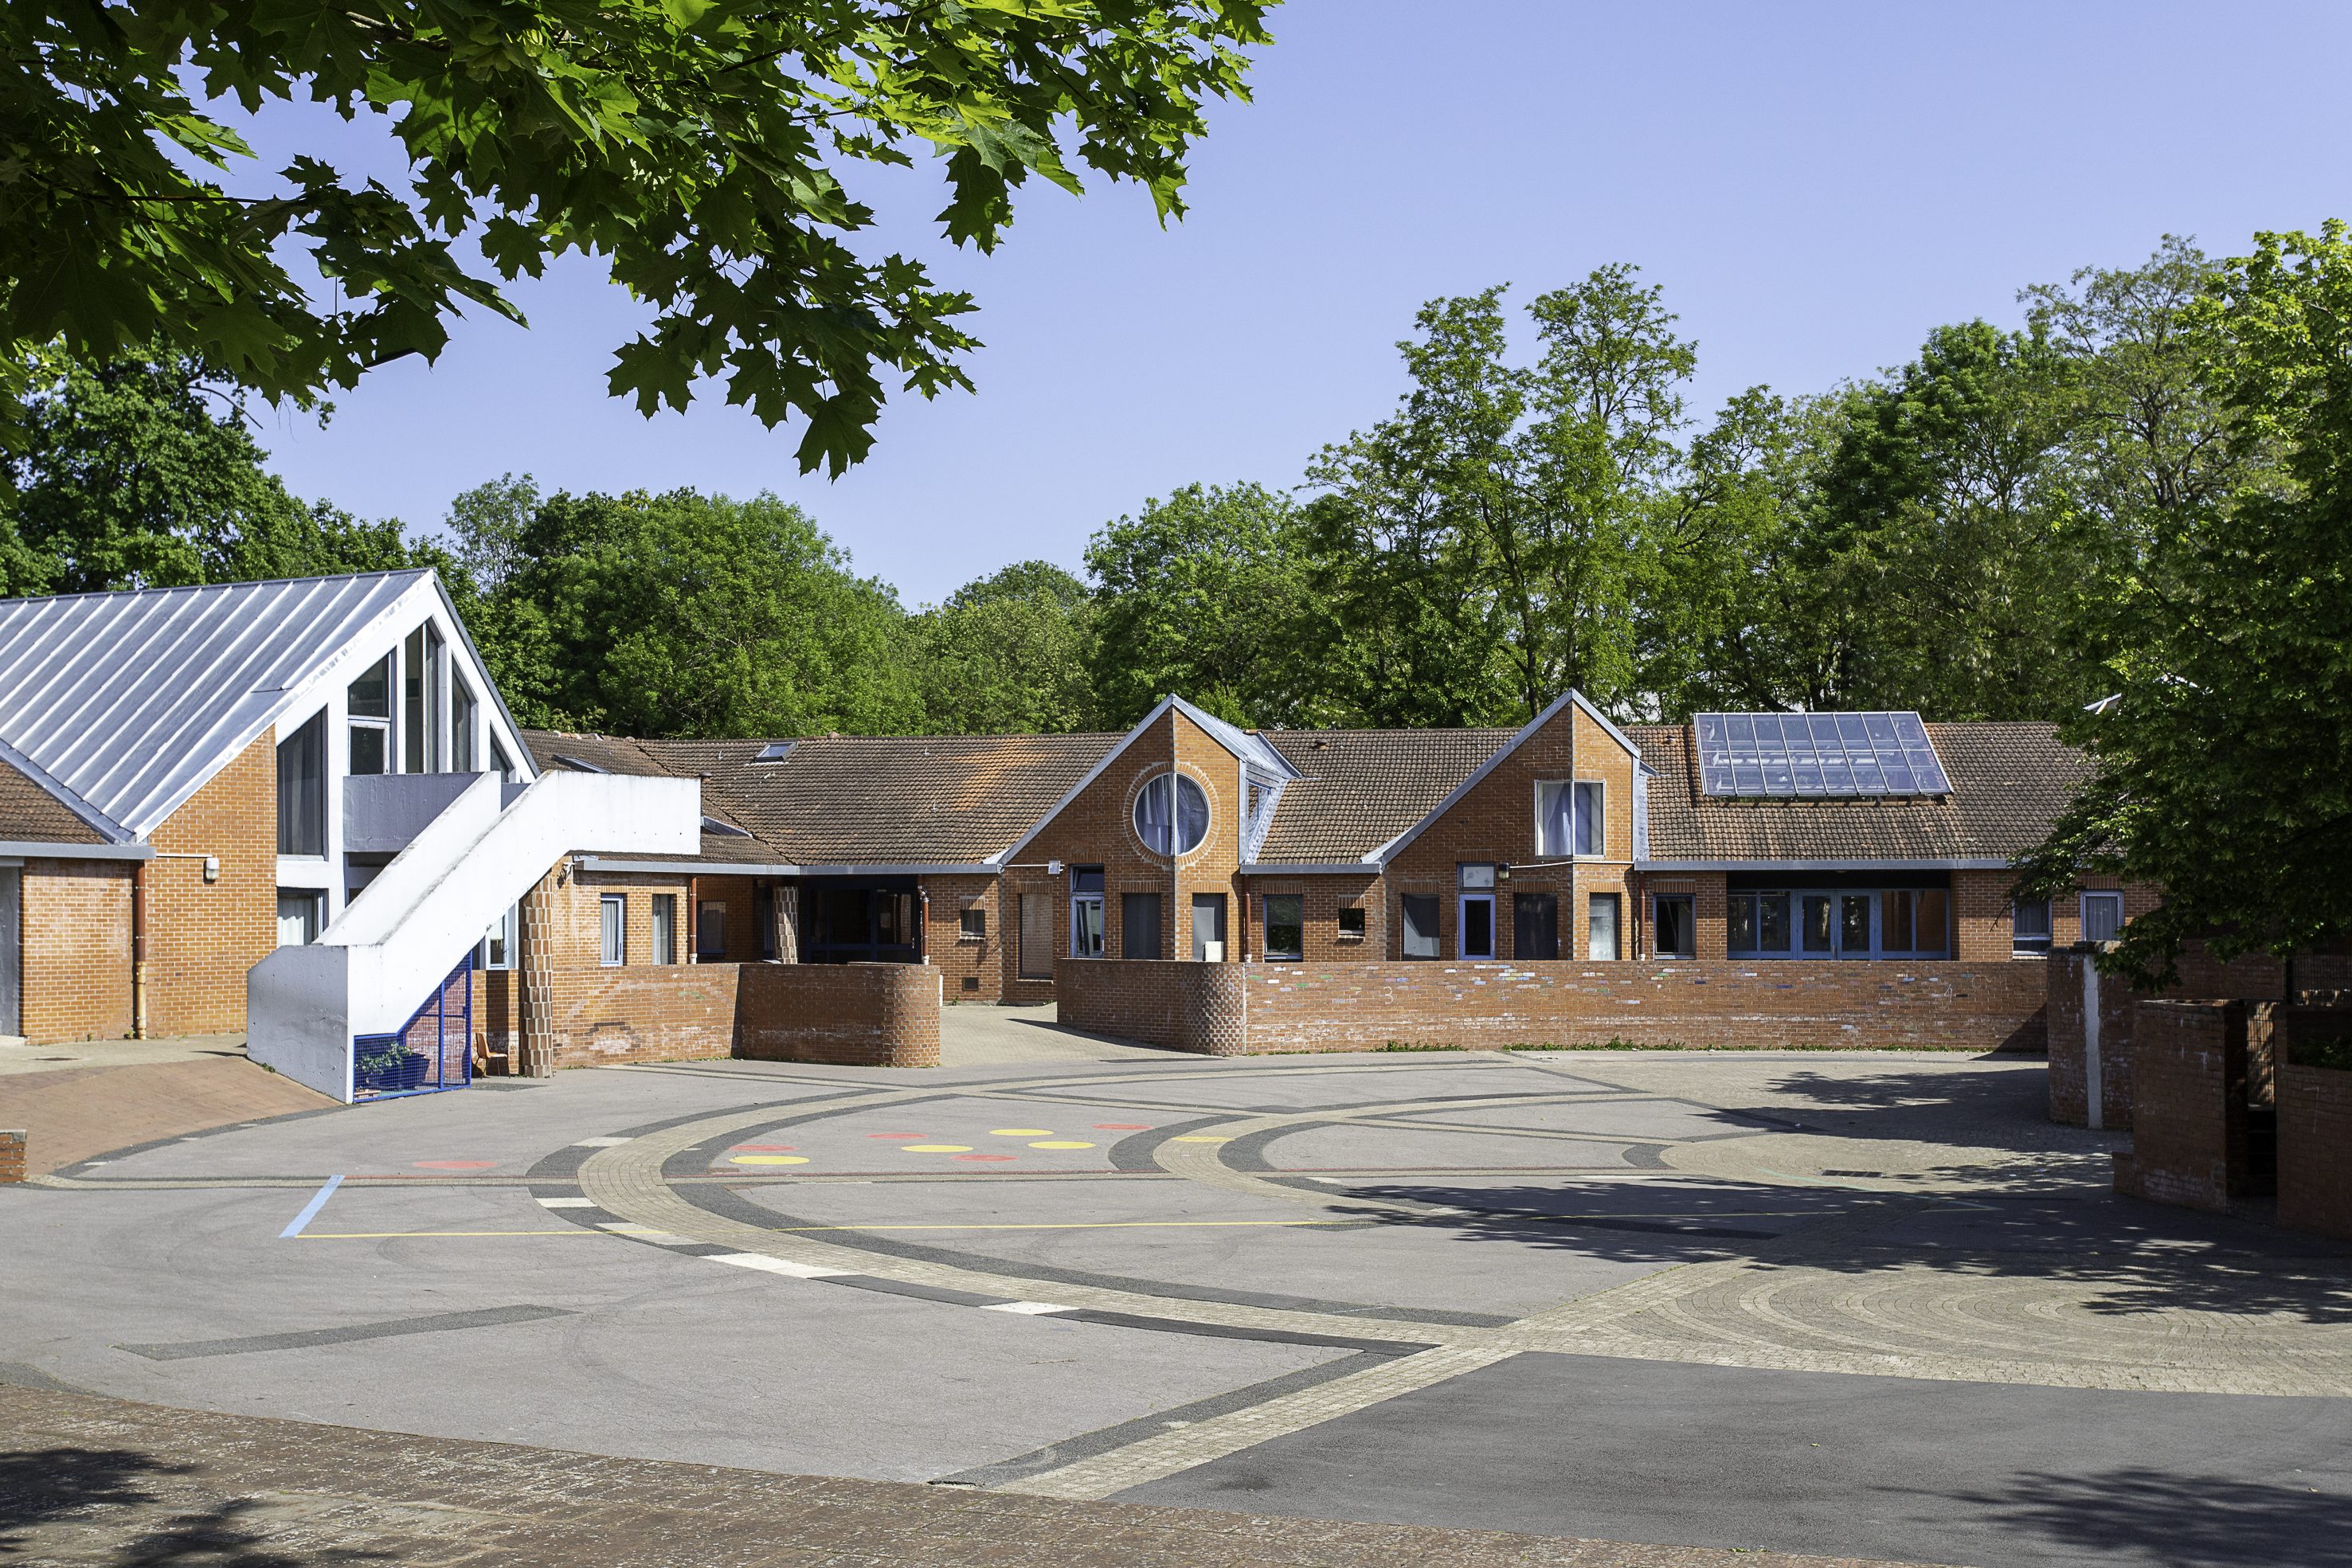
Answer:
(0, 571, 430, 839)
(1253, 728, 1517, 864)
(1632, 720, 2089, 863)
(0, 753, 108, 844)
(650, 732, 1125, 866)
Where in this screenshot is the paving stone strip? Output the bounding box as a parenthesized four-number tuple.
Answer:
(0, 1383, 1949, 1568)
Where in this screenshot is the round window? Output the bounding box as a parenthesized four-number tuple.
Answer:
(1135, 773, 1211, 856)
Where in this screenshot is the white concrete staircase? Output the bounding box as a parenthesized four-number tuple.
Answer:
(249, 770, 698, 1101)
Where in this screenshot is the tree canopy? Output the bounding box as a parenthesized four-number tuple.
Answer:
(1, 1, 1270, 469)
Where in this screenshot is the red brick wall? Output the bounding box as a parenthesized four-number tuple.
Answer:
(1056, 956, 2047, 1054)
(2045, 949, 2136, 1129)
(691, 874, 765, 962)
(1054, 958, 1246, 1055)
(2277, 1007, 2352, 1241)
(18, 860, 133, 1042)
(0, 1128, 24, 1184)
(738, 963, 941, 1068)
(1241, 874, 1383, 964)
(2114, 999, 2251, 1213)
(146, 730, 277, 1036)
(922, 873, 1001, 1002)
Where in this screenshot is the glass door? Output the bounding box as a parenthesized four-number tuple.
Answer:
(1837, 893, 1873, 958)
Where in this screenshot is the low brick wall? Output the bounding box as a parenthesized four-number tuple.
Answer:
(0, 1129, 24, 1185)
(2115, 999, 2252, 1213)
(1054, 960, 1246, 1055)
(739, 963, 941, 1069)
(2278, 1007, 2352, 1241)
(1055, 957, 2047, 1054)
(539, 964, 744, 1068)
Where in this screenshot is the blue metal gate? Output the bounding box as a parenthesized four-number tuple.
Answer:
(353, 953, 475, 1100)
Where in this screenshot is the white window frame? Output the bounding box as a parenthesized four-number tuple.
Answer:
(2081, 891, 2125, 944)
(276, 889, 324, 947)
(1572, 780, 1604, 858)
(1070, 892, 1104, 958)
(649, 893, 678, 966)
(1535, 780, 1573, 858)
(1588, 891, 1622, 960)
(482, 902, 519, 970)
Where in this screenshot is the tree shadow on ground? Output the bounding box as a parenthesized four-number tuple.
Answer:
(0, 1446, 389, 1566)
(1918, 1468, 2352, 1568)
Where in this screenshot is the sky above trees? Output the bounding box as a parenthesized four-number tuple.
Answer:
(232, 0, 2352, 604)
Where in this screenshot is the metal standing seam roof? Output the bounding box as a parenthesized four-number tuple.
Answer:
(0, 572, 432, 839)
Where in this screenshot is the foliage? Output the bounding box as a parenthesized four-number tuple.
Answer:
(1304, 270, 1693, 725)
(1083, 482, 1314, 727)
(1, 0, 1270, 471)
(500, 487, 918, 737)
(2017, 225, 2352, 985)
(911, 561, 1098, 734)
(0, 339, 450, 591)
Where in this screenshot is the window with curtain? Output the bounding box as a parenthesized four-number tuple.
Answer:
(1134, 774, 1211, 855)
(600, 893, 626, 966)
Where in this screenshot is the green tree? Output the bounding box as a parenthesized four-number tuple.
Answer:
(2, 2, 1270, 471)
(1305, 270, 1695, 725)
(1084, 482, 1313, 727)
(2018, 223, 2352, 985)
(913, 561, 1098, 734)
(509, 487, 918, 737)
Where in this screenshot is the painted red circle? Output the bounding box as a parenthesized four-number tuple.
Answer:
(731, 1144, 796, 1152)
(953, 1153, 1018, 1162)
(413, 1159, 495, 1170)
(1093, 1123, 1150, 1130)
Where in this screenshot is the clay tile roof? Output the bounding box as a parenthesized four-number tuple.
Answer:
(1254, 729, 1516, 864)
(0, 756, 108, 845)
(653, 733, 1124, 866)
(1630, 721, 2089, 863)
(522, 729, 774, 863)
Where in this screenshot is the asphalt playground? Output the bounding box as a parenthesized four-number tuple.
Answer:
(6, 1022, 2350, 1568)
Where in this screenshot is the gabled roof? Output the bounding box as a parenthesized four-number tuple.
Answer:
(0, 747, 111, 845)
(1632, 721, 2089, 864)
(1251, 728, 1514, 865)
(0, 571, 434, 839)
(1368, 690, 1656, 866)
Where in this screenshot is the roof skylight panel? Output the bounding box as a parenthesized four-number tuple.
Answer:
(1693, 710, 1951, 798)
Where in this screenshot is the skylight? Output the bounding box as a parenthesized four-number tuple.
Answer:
(753, 742, 794, 763)
(1694, 712, 1951, 798)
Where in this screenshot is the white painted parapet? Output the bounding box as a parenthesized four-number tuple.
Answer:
(249, 771, 698, 1100)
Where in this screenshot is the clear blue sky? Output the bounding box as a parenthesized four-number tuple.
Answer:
(249, 0, 2352, 605)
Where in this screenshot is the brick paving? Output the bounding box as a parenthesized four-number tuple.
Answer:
(0, 1382, 1946, 1568)
(0, 1054, 332, 1177)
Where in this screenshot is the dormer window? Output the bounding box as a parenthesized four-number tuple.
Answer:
(1135, 772, 1210, 855)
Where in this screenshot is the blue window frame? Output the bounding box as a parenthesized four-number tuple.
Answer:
(1730, 887, 1950, 960)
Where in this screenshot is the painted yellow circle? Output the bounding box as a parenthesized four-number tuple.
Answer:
(901, 1144, 973, 1153)
(1168, 1136, 1228, 1144)
(1027, 1140, 1097, 1150)
(989, 1128, 1054, 1137)
(730, 1154, 809, 1165)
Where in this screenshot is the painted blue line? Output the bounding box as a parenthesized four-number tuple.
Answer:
(280, 1175, 344, 1240)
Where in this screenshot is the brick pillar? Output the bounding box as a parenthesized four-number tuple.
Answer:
(517, 868, 562, 1077)
(0, 1129, 25, 1185)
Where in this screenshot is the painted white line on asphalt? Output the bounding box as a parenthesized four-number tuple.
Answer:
(534, 1196, 596, 1209)
(574, 1137, 631, 1148)
(599, 1222, 690, 1244)
(708, 1253, 851, 1280)
(278, 1175, 344, 1240)
(981, 1301, 1074, 1316)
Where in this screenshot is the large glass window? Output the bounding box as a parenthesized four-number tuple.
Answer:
(1536, 782, 1573, 856)
(1122, 893, 1163, 960)
(1513, 893, 1559, 960)
(1654, 894, 1696, 959)
(1134, 774, 1211, 855)
(452, 677, 478, 772)
(1588, 893, 1622, 960)
(404, 625, 445, 772)
(347, 655, 391, 775)
(1728, 892, 1793, 955)
(1401, 894, 1441, 960)
(1574, 781, 1603, 857)
(1263, 894, 1304, 961)
(1802, 895, 1833, 952)
(276, 710, 326, 855)
(2013, 897, 2053, 952)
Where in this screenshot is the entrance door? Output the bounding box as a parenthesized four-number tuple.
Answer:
(1459, 893, 1496, 959)
(1513, 893, 1559, 960)
(1837, 893, 1873, 958)
(0, 867, 18, 1036)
